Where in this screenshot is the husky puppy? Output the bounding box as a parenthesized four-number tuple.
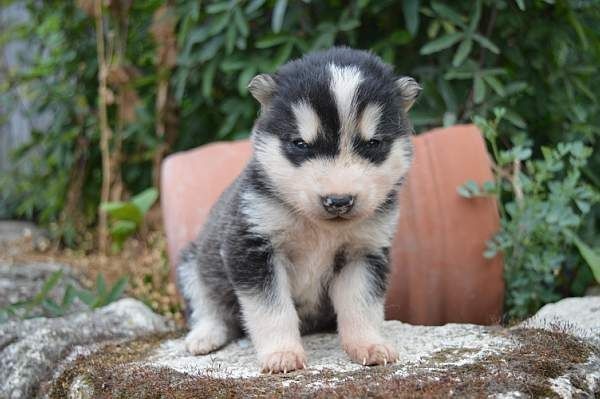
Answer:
(177, 47, 420, 374)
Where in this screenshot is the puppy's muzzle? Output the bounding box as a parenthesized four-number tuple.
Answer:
(321, 195, 355, 216)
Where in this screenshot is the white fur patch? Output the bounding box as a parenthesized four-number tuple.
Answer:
(179, 260, 231, 354)
(329, 258, 385, 345)
(328, 64, 363, 138)
(236, 257, 304, 360)
(178, 261, 219, 326)
(359, 103, 383, 140)
(292, 101, 321, 143)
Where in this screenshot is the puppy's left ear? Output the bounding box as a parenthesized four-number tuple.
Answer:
(396, 76, 421, 112)
(248, 74, 277, 108)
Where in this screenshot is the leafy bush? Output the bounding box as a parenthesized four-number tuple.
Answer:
(101, 188, 159, 252)
(459, 109, 599, 319)
(1, 0, 599, 316)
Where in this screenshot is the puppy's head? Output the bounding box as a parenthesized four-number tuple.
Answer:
(249, 47, 420, 224)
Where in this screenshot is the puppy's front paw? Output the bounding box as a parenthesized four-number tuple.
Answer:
(343, 341, 399, 366)
(260, 350, 307, 374)
(185, 324, 229, 355)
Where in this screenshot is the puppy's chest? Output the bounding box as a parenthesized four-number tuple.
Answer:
(278, 225, 347, 313)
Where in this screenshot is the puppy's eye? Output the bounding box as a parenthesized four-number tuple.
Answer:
(292, 139, 309, 149)
(367, 139, 381, 148)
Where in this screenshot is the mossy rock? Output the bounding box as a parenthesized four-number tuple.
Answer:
(53, 324, 599, 398)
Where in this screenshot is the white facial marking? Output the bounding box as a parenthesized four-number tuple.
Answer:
(291, 101, 321, 143)
(328, 63, 363, 145)
(359, 103, 383, 140)
(254, 132, 412, 222)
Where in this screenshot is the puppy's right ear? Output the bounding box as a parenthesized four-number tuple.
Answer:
(248, 74, 277, 108)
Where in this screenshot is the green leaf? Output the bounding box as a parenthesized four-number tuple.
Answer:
(483, 248, 497, 259)
(468, 0, 481, 32)
(220, 57, 246, 72)
(483, 75, 505, 96)
(457, 180, 480, 198)
(225, 23, 237, 54)
(452, 38, 472, 66)
(442, 112, 456, 127)
(103, 277, 129, 307)
(202, 59, 218, 99)
(504, 109, 527, 129)
(567, 10, 588, 50)
(255, 34, 291, 49)
(233, 9, 249, 37)
(185, 25, 211, 47)
(473, 34, 500, 54)
(27, 270, 63, 315)
(311, 31, 335, 51)
(437, 78, 457, 112)
(271, 41, 294, 69)
(196, 36, 225, 63)
(131, 188, 158, 215)
(338, 17, 360, 31)
(565, 230, 600, 283)
(402, 0, 420, 36)
(96, 274, 106, 297)
(272, 0, 288, 33)
(473, 75, 485, 104)
(208, 13, 230, 35)
(75, 289, 95, 306)
(245, 0, 266, 14)
(42, 298, 64, 317)
(457, 185, 472, 198)
(206, 2, 231, 14)
(110, 220, 137, 238)
(482, 180, 496, 193)
(420, 33, 463, 55)
(431, 2, 465, 27)
(101, 202, 142, 224)
(515, 0, 525, 11)
(62, 284, 77, 307)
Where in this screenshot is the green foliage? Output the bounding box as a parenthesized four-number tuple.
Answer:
(0, 0, 163, 244)
(1, 0, 599, 317)
(0, 270, 128, 323)
(101, 188, 158, 252)
(458, 109, 599, 319)
(3, 0, 598, 228)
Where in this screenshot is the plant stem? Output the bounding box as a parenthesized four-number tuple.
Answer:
(95, 0, 112, 254)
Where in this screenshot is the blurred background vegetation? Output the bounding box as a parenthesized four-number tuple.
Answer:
(0, 0, 599, 319)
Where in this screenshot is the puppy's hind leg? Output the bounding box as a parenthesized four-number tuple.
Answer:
(178, 259, 235, 355)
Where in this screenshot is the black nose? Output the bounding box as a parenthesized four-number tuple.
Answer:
(321, 195, 355, 215)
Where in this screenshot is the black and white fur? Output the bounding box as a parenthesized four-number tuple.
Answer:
(177, 47, 420, 374)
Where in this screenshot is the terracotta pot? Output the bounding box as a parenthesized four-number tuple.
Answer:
(161, 124, 504, 325)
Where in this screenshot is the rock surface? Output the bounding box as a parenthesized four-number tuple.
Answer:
(524, 296, 600, 341)
(0, 220, 41, 244)
(51, 320, 599, 399)
(0, 298, 173, 399)
(0, 220, 49, 254)
(1, 262, 599, 399)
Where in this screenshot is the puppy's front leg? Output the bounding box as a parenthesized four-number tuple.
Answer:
(236, 255, 306, 374)
(330, 250, 398, 366)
